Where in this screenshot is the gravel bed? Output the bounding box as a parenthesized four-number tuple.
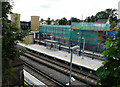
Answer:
(20, 56, 87, 86)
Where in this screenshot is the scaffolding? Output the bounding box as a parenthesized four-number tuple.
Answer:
(39, 22, 110, 52)
(39, 25, 71, 38)
(71, 22, 110, 31)
(69, 29, 98, 45)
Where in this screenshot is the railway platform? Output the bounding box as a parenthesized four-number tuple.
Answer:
(34, 39, 104, 59)
(18, 43, 104, 71)
(24, 69, 47, 86)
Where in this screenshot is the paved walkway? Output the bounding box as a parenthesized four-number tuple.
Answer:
(18, 43, 104, 71)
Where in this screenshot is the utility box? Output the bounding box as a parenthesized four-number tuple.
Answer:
(29, 34, 34, 44)
(23, 33, 34, 44)
(31, 16, 40, 31)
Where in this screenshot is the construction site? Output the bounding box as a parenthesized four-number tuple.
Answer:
(10, 12, 117, 86)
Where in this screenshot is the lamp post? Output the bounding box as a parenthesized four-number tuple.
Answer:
(69, 46, 80, 86)
(82, 37, 85, 59)
(68, 29, 72, 53)
(69, 48, 73, 86)
(77, 32, 81, 56)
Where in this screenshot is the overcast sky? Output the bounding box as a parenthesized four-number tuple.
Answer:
(11, 0, 120, 21)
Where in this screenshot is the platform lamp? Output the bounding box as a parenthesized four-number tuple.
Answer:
(82, 37, 85, 59)
(68, 29, 73, 53)
(68, 17, 73, 53)
(44, 33, 46, 46)
(69, 45, 80, 86)
(77, 32, 81, 56)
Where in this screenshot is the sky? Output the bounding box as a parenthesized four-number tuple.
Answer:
(11, 0, 120, 21)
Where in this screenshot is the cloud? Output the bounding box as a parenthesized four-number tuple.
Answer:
(11, 0, 120, 21)
(40, 4, 51, 8)
(46, 0, 63, 2)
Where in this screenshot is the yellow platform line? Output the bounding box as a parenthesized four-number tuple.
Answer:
(24, 81, 30, 87)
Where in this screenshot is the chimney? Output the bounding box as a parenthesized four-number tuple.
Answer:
(31, 16, 40, 31)
(11, 13, 20, 28)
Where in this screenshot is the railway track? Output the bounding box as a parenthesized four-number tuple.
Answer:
(23, 49, 98, 86)
(21, 55, 86, 87)
(24, 61, 66, 87)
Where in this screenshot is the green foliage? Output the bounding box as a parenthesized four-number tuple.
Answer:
(59, 17, 68, 25)
(113, 27, 118, 30)
(86, 8, 118, 28)
(58, 17, 81, 25)
(14, 85, 23, 87)
(110, 21, 117, 29)
(46, 17, 51, 25)
(85, 15, 96, 22)
(95, 9, 117, 21)
(95, 11, 108, 19)
(40, 18, 44, 22)
(96, 30, 120, 87)
(2, 2, 28, 85)
(68, 17, 80, 25)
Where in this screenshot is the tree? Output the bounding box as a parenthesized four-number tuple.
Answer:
(95, 11, 108, 20)
(86, 8, 118, 25)
(2, 1, 27, 85)
(96, 9, 118, 28)
(46, 17, 51, 25)
(59, 17, 68, 25)
(40, 18, 44, 22)
(105, 8, 118, 22)
(68, 17, 80, 25)
(85, 16, 91, 22)
(110, 21, 117, 29)
(85, 15, 96, 22)
(96, 29, 120, 87)
(95, 9, 118, 22)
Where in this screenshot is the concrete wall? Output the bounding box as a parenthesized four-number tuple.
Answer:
(11, 13, 20, 28)
(11, 59, 23, 86)
(31, 16, 40, 31)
